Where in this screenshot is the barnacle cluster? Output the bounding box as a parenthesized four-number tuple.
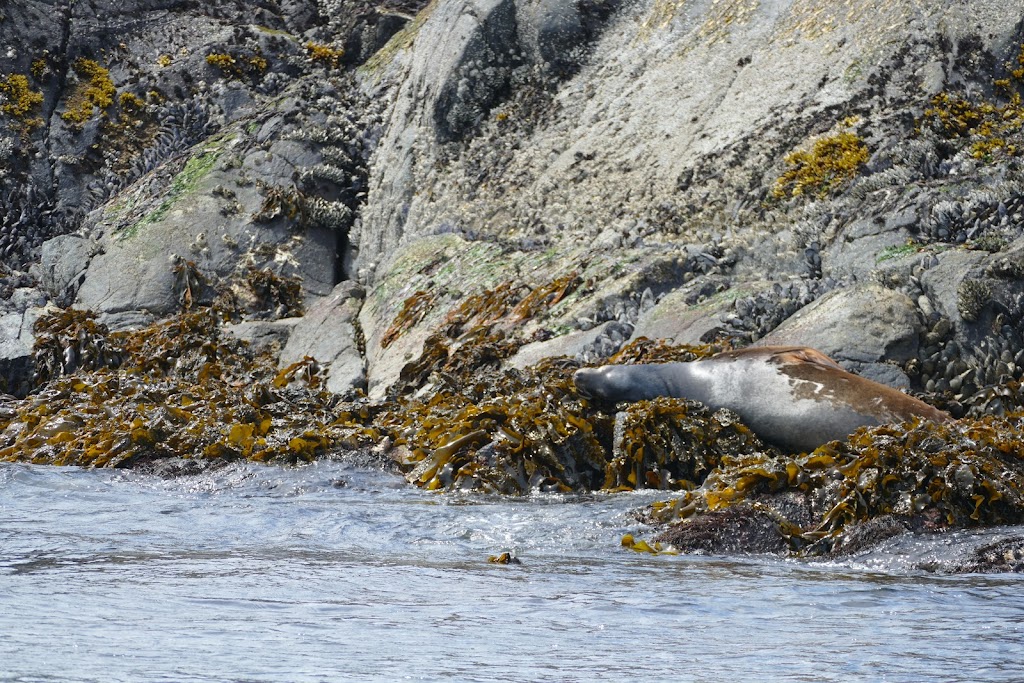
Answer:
(773, 130, 869, 199)
(957, 279, 992, 323)
(251, 184, 352, 230)
(99, 91, 160, 176)
(61, 58, 115, 127)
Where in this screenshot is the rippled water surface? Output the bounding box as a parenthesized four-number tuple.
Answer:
(2, 461, 1023, 682)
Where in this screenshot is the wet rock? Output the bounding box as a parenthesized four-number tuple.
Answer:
(0, 288, 52, 396)
(654, 506, 791, 555)
(279, 281, 366, 395)
(954, 536, 1024, 574)
(825, 516, 911, 557)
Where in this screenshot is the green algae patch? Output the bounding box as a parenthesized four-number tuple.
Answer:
(876, 240, 924, 264)
(121, 147, 221, 239)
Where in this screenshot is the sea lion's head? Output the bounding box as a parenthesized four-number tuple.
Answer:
(573, 365, 649, 402)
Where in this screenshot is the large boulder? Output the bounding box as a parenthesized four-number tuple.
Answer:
(756, 282, 923, 387)
(68, 91, 349, 328)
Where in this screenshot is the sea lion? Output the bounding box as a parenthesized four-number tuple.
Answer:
(573, 346, 951, 453)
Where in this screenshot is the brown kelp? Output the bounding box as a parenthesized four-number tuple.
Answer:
(5, 267, 1024, 559)
(641, 413, 1024, 556)
(1, 310, 338, 468)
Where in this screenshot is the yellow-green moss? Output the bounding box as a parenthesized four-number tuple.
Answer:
(918, 91, 1024, 160)
(248, 54, 268, 73)
(0, 73, 43, 119)
(305, 41, 344, 69)
(156, 54, 172, 67)
(118, 91, 146, 114)
(30, 58, 47, 80)
(61, 58, 115, 127)
(773, 131, 869, 199)
(205, 53, 236, 73)
(206, 52, 268, 80)
(915, 44, 1024, 161)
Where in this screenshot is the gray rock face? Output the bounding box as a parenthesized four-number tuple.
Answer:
(31, 235, 96, 306)
(5, 0, 1024, 411)
(0, 289, 52, 396)
(506, 320, 613, 370)
(632, 287, 741, 347)
(279, 280, 366, 394)
(350, 0, 1024, 406)
(67, 86, 354, 327)
(517, 0, 587, 74)
(757, 283, 923, 366)
(223, 319, 299, 356)
(355, 0, 618, 277)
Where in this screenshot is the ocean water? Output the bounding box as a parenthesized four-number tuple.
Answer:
(2, 460, 1023, 682)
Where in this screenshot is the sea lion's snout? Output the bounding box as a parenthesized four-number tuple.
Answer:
(573, 368, 599, 399)
(569, 368, 606, 401)
(573, 366, 637, 402)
